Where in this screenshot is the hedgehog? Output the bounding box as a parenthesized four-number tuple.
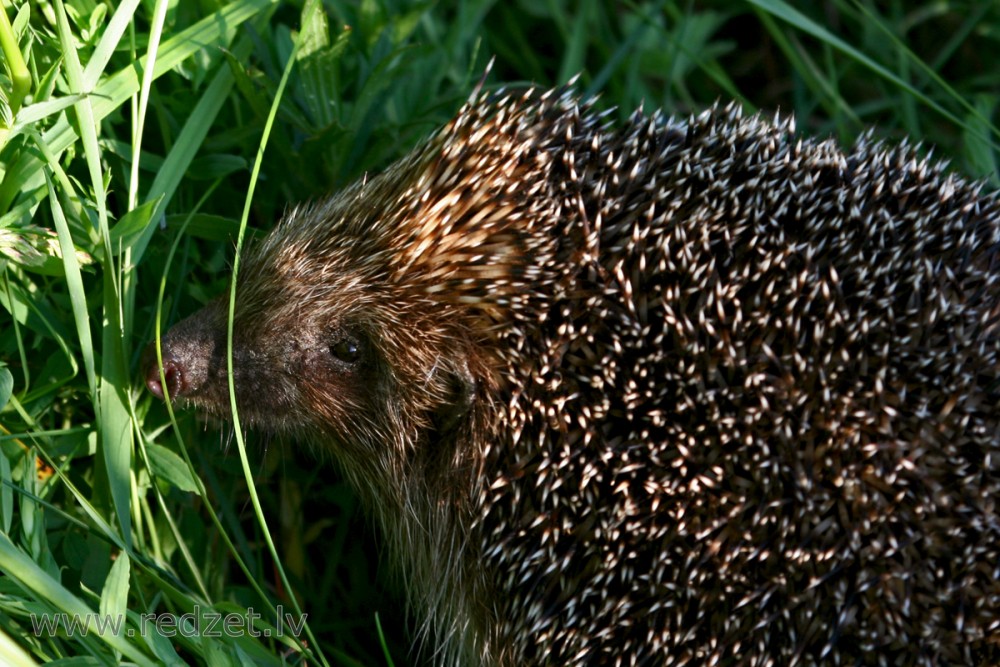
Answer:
(147, 85, 1000, 666)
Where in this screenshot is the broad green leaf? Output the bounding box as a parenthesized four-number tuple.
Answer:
(0, 366, 11, 410)
(164, 213, 246, 242)
(146, 444, 200, 494)
(108, 197, 162, 253)
(98, 554, 129, 635)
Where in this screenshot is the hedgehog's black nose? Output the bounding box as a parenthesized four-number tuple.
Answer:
(145, 346, 186, 400)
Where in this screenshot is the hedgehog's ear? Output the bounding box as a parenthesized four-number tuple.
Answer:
(431, 357, 476, 436)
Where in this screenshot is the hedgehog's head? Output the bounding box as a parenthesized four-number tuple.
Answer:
(145, 90, 576, 488)
(146, 184, 484, 486)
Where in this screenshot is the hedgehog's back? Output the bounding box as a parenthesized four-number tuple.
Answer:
(479, 104, 1000, 665)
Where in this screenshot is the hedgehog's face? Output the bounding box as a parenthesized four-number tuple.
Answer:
(146, 287, 374, 437)
(145, 234, 477, 469)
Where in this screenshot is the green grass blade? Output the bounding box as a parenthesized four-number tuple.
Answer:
(0, 0, 278, 213)
(127, 0, 168, 210)
(82, 0, 143, 91)
(132, 33, 257, 264)
(227, 3, 329, 664)
(0, 627, 38, 667)
(0, 533, 155, 666)
(45, 174, 96, 398)
(12, 93, 86, 128)
(0, 1, 30, 115)
(747, 0, 965, 129)
(54, 0, 134, 550)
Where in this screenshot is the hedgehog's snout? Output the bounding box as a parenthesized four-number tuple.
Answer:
(145, 305, 223, 402)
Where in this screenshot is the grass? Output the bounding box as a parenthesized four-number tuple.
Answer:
(0, 0, 997, 664)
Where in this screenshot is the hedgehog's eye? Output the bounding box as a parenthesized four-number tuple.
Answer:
(330, 337, 361, 364)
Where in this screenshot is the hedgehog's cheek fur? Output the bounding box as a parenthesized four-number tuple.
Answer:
(220, 323, 384, 441)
